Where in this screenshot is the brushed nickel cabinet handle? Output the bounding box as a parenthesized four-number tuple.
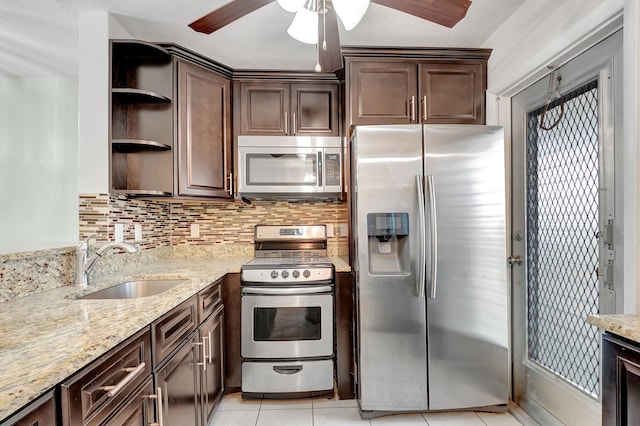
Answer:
(98, 362, 146, 398)
(410, 96, 416, 121)
(148, 386, 164, 426)
(292, 112, 297, 135)
(284, 112, 288, 135)
(226, 173, 233, 196)
(201, 336, 208, 371)
(422, 95, 427, 121)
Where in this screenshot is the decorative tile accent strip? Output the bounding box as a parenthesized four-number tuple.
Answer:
(169, 200, 349, 257)
(0, 247, 75, 302)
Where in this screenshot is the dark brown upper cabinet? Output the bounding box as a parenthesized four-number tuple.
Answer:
(110, 40, 234, 199)
(345, 50, 488, 127)
(239, 82, 339, 136)
(348, 61, 417, 125)
(177, 59, 233, 199)
(418, 61, 484, 124)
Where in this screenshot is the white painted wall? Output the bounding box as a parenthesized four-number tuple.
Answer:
(0, 77, 78, 253)
(77, 12, 132, 194)
(483, 0, 638, 312)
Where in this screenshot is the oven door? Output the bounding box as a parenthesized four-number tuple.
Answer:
(241, 286, 334, 359)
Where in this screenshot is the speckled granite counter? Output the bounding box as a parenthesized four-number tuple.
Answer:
(0, 256, 350, 421)
(587, 314, 640, 344)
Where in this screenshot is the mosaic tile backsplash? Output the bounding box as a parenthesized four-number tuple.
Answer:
(1, 194, 348, 302)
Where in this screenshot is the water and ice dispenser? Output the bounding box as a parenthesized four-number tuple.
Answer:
(366, 213, 410, 275)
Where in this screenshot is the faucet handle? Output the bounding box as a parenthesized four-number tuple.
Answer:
(78, 233, 99, 248)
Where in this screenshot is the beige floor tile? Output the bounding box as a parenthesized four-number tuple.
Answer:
(256, 408, 313, 426)
(313, 393, 359, 409)
(209, 409, 259, 426)
(314, 407, 372, 425)
(476, 411, 523, 426)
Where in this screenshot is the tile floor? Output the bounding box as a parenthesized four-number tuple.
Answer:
(210, 392, 524, 426)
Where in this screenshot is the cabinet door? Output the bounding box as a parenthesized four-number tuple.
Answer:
(200, 306, 225, 425)
(3, 390, 57, 426)
(348, 61, 417, 125)
(155, 334, 201, 426)
(418, 61, 485, 124)
(290, 83, 339, 136)
(177, 60, 233, 198)
(603, 333, 640, 426)
(240, 83, 290, 135)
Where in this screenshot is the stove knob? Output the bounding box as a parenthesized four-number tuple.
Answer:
(303, 269, 311, 278)
(281, 270, 289, 278)
(270, 270, 279, 279)
(292, 270, 300, 278)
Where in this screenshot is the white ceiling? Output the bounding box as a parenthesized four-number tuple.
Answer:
(0, 0, 527, 76)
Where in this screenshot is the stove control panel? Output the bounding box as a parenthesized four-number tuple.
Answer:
(242, 267, 333, 283)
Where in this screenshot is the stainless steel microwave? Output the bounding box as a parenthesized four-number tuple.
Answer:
(237, 136, 342, 199)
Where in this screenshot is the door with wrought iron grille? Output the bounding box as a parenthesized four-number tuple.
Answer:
(511, 31, 621, 425)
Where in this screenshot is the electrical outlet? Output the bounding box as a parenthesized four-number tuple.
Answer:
(115, 223, 124, 242)
(134, 224, 142, 242)
(338, 223, 348, 236)
(190, 223, 200, 238)
(326, 224, 334, 236)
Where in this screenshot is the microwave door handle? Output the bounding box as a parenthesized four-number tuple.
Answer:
(318, 151, 323, 187)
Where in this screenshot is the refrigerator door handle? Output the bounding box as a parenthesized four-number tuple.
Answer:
(426, 174, 438, 299)
(416, 174, 426, 298)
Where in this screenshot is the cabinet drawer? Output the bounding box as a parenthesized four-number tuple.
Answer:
(241, 360, 333, 393)
(61, 328, 152, 426)
(198, 279, 222, 323)
(103, 378, 155, 426)
(152, 296, 198, 367)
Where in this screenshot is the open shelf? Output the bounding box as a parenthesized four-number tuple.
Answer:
(112, 139, 172, 152)
(112, 88, 171, 103)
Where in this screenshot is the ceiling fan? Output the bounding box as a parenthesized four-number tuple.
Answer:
(188, 0, 472, 72)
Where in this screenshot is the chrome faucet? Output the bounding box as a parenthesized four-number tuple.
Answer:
(76, 234, 138, 287)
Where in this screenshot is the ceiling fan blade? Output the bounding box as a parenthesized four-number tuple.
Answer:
(371, 0, 472, 28)
(318, 2, 343, 72)
(189, 0, 274, 34)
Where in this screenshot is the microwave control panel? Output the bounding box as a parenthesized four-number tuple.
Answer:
(325, 153, 341, 186)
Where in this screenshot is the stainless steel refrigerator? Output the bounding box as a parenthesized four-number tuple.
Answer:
(351, 124, 508, 417)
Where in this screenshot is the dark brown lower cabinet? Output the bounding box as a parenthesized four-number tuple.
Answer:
(603, 333, 640, 425)
(200, 306, 224, 425)
(155, 333, 202, 426)
(2, 390, 57, 426)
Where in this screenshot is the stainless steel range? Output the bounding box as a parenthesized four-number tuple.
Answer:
(241, 225, 335, 398)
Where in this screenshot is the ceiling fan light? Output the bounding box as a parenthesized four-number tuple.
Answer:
(333, 0, 370, 31)
(287, 8, 318, 44)
(277, 0, 305, 13)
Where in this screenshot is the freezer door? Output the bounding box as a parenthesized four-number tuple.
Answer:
(423, 125, 508, 410)
(352, 125, 428, 412)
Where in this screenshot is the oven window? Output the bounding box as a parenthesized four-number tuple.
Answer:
(253, 307, 322, 341)
(246, 153, 317, 186)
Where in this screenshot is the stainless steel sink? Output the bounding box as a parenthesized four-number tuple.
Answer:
(77, 279, 186, 300)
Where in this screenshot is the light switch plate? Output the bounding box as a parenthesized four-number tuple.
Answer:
(190, 223, 200, 238)
(134, 224, 142, 242)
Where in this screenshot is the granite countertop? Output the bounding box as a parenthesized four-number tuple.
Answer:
(587, 314, 640, 344)
(0, 256, 351, 421)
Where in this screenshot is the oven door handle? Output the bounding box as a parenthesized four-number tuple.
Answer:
(242, 285, 333, 295)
